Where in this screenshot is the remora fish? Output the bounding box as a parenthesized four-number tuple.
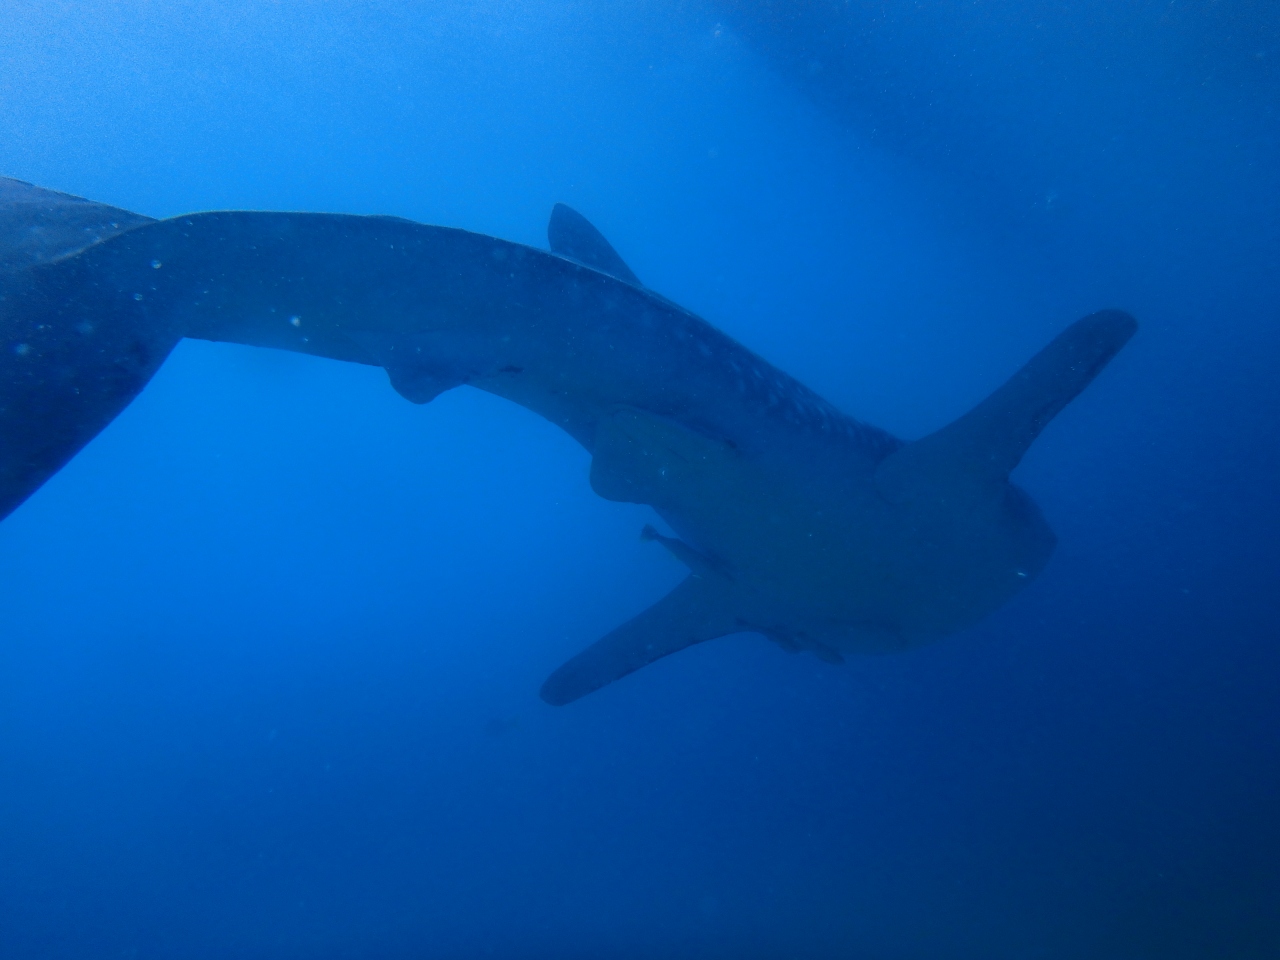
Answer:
(0, 179, 1136, 703)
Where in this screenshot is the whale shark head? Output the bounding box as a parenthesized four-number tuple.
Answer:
(865, 309, 1136, 639)
(543, 266, 1136, 703)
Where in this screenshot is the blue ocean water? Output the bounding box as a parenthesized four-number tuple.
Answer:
(0, 1, 1277, 956)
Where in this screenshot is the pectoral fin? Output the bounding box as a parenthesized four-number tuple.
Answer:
(640, 524, 731, 581)
(877, 310, 1137, 504)
(540, 576, 741, 705)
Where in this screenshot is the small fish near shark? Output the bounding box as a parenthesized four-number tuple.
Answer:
(0, 177, 1136, 704)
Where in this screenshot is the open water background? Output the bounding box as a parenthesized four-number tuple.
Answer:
(1, 2, 1277, 956)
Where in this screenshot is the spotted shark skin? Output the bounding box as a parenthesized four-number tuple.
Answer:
(0, 180, 1136, 703)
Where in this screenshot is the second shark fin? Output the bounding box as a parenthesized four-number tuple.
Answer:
(346, 331, 469, 404)
(540, 576, 740, 705)
(547, 203, 641, 286)
(877, 310, 1137, 504)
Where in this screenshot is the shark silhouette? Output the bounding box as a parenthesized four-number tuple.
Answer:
(0, 179, 1136, 703)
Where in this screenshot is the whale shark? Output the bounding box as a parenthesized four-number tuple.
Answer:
(0, 178, 1136, 703)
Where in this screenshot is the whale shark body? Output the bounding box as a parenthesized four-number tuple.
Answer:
(0, 179, 1135, 703)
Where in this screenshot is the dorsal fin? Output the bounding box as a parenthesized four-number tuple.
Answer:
(877, 310, 1137, 504)
(547, 203, 641, 286)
